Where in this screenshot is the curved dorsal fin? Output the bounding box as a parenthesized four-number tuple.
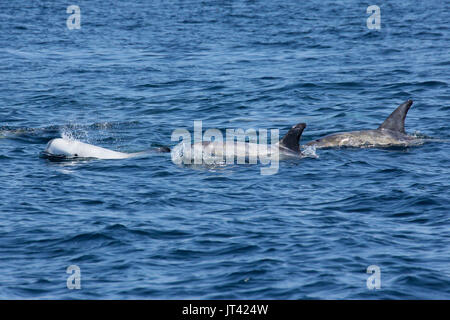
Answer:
(278, 123, 306, 153)
(378, 100, 413, 133)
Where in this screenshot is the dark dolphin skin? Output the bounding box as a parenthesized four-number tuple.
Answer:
(305, 100, 421, 148)
(278, 122, 307, 154)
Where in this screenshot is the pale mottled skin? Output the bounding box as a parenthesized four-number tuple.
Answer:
(306, 129, 415, 148)
(192, 140, 299, 159)
(200, 123, 307, 158)
(175, 122, 307, 163)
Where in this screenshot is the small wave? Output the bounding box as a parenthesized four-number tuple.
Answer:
(416, 80, 447, 88)
(0, 121, 141, 145)
(410, 131, 433, 139)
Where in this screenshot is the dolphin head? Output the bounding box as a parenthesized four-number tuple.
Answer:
(45, 138, 77, 157)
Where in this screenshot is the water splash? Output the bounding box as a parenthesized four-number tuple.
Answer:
(60, 123, 89, 142)
(171, 142, 225, 165)
(302, 144, 319, 158)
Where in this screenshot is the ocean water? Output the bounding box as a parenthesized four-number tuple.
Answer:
(0, 0, 449, 299)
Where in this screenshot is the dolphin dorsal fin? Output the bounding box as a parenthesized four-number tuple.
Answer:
(378, 100, 413, 133)
(278, 123, 307, 153)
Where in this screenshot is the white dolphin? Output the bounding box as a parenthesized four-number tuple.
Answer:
(44, 138, 169, 159)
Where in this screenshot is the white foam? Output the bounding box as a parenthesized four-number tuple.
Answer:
(302, 145, 319, 158)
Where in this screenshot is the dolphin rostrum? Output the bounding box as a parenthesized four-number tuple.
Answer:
(305, 100, 422, 148)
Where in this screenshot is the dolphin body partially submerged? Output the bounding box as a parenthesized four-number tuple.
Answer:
(44, 123, 308, 162)
(44, 99, 424, 161)
(173, 122, 308, 163)
(203, 122, 308, 158)
(305, 100, 422, 148)
(44, 138, 170, 159)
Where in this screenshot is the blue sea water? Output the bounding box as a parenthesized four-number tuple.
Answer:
(0, 0, 449, 299)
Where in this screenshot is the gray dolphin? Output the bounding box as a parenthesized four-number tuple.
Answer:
(184, 122, 308, 159)
(305, 100, 422, 148)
